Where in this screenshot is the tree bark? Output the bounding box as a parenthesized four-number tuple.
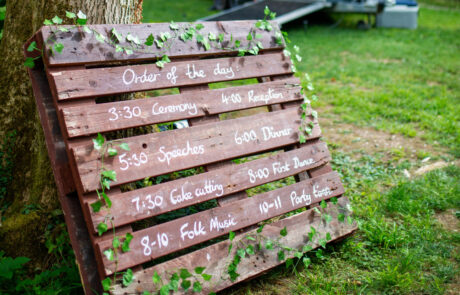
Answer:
(0, 0, 142, 266)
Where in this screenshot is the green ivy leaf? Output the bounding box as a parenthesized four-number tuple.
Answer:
(154, 39, 163, 49)
(93, 133, 105, 150)
(27, 41, 37, 52)
(264, 6, 270, 15)
(195, 23, 204, 30)
(229, 231, 235, 241)
(102, 170, 116, 181)
(302, 244, 312, 253)
(320, 200, 327, 209)
(299, 133, 306, 144)
(246, 245, 255, 255)
(112, 236, 120, 248)
(193, 281, 202, 292)
(103, 248, 114, 261)
(77, 10, 87, 25)
(102, 178, 111, 190)
(280, 226, 288, 237)
(257, 225, 264, 233)
(159, 285, 169, 295)
(97, 222, 108, 236)
(144, 33, 154, 46)
(265, 240, 273, 250)
(294, 251, 303, 259)
(179, 268, 192, 279)
(277, 250, 285, 261)
(326, 232, 332, 241)
(52, 15, 63, 24)
(59, 27, 69, 33)
(218, 33, 224, 43)
(237, 49, 246, 57)
(237, 248, 246, 258)
(66, 11, 76, 19)
(303, 257, 311, 268)
(202, 273, 212, 281)
(319, 238, 326, 248)
(54, 43, 64, 53)
(228, 243, 233, 254)
(246, 32, 253, 41)
(208, 32, 216, 41)
(152, 271, 161, 284)
(270, 12, 276, 19)
(43, 19, 53, 25)
(308, 226, 316, 241)
(126, 33, 140, 45)
(122, 269, 134, 287)
(246, 236, 256, 241)
(347, 216, 353, 225)
(169, 21, 179, 30)
(101, 277, 112, 291)
(194, 266, 205, 274)
(169, 276, 179, 292)
(311, 110, 318, 119)
(83, 26, 92, 34)
(285, 257, 293, 269)
(316, 249, 324, 258)
(111, 28, 122, 43)
(257, 41, 264, 49)
(142, 291, 150, 295)
(107, 147, 117, 156)
(338, 213, 345, 222)
(181, 279, 191, 290)
(90, 200, 102, 213)
(330, 197, 338, 205)
(234, 39, 241, 48)
(323, 214, 332, 224)
(122, 232, 133, 252)
(118, 142, 130, 151)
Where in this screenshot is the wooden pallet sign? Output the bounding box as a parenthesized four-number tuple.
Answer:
(24, 21, 356, 294)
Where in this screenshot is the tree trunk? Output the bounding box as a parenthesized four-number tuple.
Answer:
(0, 0, 142, 267)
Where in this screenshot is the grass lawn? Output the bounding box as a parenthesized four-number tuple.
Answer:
(141, 1, 460, 294)
(1, 1, 457, 294)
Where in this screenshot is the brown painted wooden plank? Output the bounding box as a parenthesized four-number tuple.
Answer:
(97, 171, 343, 275)
(62, 78, 301, 138)
(40, 21, 283, 67)
(49, 52, 293, 100)
(72, 107, 320, 193)
(110, 196, 355, 295)
(87, 141, 331, 233)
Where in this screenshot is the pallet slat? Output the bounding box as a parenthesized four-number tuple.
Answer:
(62, 78, 301, 137)
(49, 52, 292, 100)
(87, 141, 331, 233)
(40, 21, 283, 66)
(72, 107, 320, 193)
(97, 171, 344, 275)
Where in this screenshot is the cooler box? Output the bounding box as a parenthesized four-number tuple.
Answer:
(376, 4, 419, 29)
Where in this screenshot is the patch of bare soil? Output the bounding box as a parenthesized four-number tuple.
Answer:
(436, 209, 459, 233)
(435, 209, 460, 295)
(318, 113, 447, 162)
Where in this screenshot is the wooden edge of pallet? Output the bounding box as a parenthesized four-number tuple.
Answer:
(24, 49, 101, 294)
(110, 196, 356, 294)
